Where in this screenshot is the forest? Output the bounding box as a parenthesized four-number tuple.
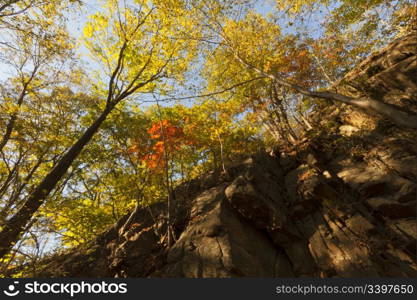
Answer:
(0, 0, 416, 277)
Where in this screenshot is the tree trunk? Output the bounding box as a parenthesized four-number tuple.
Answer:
(0, 88, 28, 152)
(0, 105, 113, 259)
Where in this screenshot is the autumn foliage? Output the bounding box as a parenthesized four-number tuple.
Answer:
(129, 120, 189, 170)
(1, 0, 415, 272)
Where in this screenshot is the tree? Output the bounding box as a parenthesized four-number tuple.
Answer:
(200, 7, 417, 130)
(0, 0, 200, 259)
(0, 0, 83, 261)
(0, 0, 81, 152)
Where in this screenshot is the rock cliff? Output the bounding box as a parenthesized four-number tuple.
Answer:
(31, 31, 417, 278)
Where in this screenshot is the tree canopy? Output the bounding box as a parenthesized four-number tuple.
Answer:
(0, 0, 416, 275)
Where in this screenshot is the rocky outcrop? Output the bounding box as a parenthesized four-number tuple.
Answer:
(342, 30, 417, 114)
(29, 32, 417, 278)
(33, 142, 416, 277)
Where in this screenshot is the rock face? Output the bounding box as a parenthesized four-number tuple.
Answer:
(31, 32, 417, 278)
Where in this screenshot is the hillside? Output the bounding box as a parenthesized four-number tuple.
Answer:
(26, 31, 417, 278)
